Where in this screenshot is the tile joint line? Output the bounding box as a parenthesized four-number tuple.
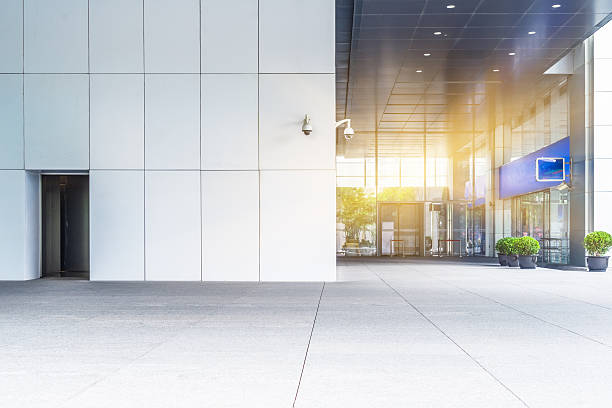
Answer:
(292, 282, 325, 407)
(370, 266, 530, 408)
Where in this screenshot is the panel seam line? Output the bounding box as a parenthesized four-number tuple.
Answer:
(369, 266, 530, 408)
(292, 282, 325, 407)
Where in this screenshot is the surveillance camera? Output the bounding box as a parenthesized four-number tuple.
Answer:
(302, 114, 313, 135)
(344, 126, 355, 141)
(336, 118, 354, 141)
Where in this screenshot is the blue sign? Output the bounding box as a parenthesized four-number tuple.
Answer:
(536, 158, 565, 182)
(499, 137, 570, 199)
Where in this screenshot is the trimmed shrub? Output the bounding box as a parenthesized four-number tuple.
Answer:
(584, 231, 612, 256)
(495, 237, 516, 255)
(513, 236, 540, 256)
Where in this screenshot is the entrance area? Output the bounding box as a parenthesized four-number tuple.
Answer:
(378, 203, 423, 256)
(41, 175, 89, 278)
(512, 189, 570, 264)
(377, 202, 467, 257)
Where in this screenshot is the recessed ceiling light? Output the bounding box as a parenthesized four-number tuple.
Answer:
(508, 52, 516, 56)
(424, 53, 431, 56)
(552, 4, 561, 8)
(434, 31, 442, 36)
(416, 69, 423, 73)
(492, 69, 500, 72)
(446, 4, 455, 8)
(528, 31, 536, 35)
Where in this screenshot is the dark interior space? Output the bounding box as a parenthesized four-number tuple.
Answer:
(41, 175, 89, 279)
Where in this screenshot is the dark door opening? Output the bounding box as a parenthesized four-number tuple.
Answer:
(41, 175, 89, 279)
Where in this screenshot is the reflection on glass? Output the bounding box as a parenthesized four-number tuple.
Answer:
(378, 157, 425, 201)
(336, 187, 376, 256)
(512, 190, 569, 264)
(467, 205, 486, 256)
(378, 203, 422, 256)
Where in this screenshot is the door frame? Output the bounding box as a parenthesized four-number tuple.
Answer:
(39, 171, 90, 278)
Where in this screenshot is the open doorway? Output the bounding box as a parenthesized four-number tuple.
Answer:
(41, 175, 89, 279)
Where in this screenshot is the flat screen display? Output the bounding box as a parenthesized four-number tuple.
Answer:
(536, 158, 565, 182)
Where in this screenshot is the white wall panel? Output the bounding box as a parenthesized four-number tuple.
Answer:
(594, 126, 612, 159)
(260, 170, 335, 281)
(202, 74, 258, 170)
(24, 0, 88, 73)
(90, 74, 144, 169)
(24, 74, 89, 170)
(594, 91, 612, 126)
(144, 0, 199, 73)
(595, 21, 612, 59)
(0, 75, 24, 169)
(0, 0, 23, 73)
(90, 0, 144, 73)
(595, 159, 612, 192)
(0, 171, 26, 280)
(595, 191, 612, 232)
(90, 171, 145, 281)
(201, 0, 258, 73)
(259, 0, 334, 73)
(145, 74, 200, 169)
(259, 74, 335, 170)
(202, 171, 259, 281)
(145, 171, 201, 281)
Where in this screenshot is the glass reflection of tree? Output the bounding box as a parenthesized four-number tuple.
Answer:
(336, 188, 375, 246)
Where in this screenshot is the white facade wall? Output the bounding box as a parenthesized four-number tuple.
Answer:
(0, 0, 336, 281)
(594, 23, 612, 233)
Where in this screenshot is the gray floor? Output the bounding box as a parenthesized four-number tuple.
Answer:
(3, 259, 612, 407)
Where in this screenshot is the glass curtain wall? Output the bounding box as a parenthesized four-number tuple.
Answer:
(499, 78, 570, 264)
(336, 130, 483, 257)
(336, 158, 376, 256)
(506, 82, 568, 164)
(511, 190, 570, 264)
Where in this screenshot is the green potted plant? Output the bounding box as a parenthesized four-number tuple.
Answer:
(506, 237, 519, 267)
(513, 236, 540, 269)
(584, 231, 612, 271)
(495, 237, 514, 266)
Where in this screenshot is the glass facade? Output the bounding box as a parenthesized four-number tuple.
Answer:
(336, 130, 484, 257)
(501, 80, 571, 264)
(511, 189, 570, 264)
(336, 55, 572, 261)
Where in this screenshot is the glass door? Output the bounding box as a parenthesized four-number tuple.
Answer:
(378, 203, 423, 256)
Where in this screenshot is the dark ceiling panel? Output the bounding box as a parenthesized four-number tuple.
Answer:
(411, 27, 463, 38)
(476, 0, 536, 14)
(460, 27, 516, 38)
(336, 0, 612, 157)
(580, 0, 612, 13)
(356, 14, 421, 27)
(454, 38, 502, 50)
(424, 0, 481, 13)
(418, 13, 472, 27)
(565, 13, 610, 26)
(360, 0, 426, 13)
(519, 12, 575, 26)
(468, 13, 525, 26)
(529, 0, 584, 13)
(410, 38, 457, 49)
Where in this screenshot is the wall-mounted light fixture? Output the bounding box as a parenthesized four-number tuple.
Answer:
(335, 118, 355, 141)
(302, 114, 313, 135)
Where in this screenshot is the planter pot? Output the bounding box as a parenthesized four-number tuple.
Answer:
(498, 254, 508, 266)
(518, 255, 537, 269)
(507, 254, 519, 267)
(586, 256, 609, 272)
